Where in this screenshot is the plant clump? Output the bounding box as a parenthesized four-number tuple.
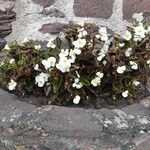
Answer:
(0, 14, 150, 108)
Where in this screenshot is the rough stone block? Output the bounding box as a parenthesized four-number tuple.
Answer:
(32, 0, 55, 8)
(39, 22, 70, 35)
(73, 0, 114, 19)
(123, 0, 150, 20)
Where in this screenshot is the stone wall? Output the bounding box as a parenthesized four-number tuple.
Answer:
(0, 0, 16, 50)
(0, 0, 150, 44)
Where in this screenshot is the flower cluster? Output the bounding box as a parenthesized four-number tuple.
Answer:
(91, 72, 104, 87)
(0, 13, 149, 108)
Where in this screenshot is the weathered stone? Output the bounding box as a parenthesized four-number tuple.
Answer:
(0, 0, 15, 11)
(0, 11, 16, 21)
(134, 136, 150, 150)
(0, 87, 150, 149)
(0, 89, 36, 125)
(6, 0, 125, 43)
(0, 24, 12, 38)
(32, 0, 55, 8)
(39, 22, 71, 35)
(146, 78, 150, 92)
(0, 38, 6, 51)
(73, 0, 114, 19)
(41, 8, 65, 18)
(0, 10, 16, 50)
(123, 0, 150, 20)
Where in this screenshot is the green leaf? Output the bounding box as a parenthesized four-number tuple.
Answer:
(80, 78, 90, 86)
(45, 85, 52, 96)
(25, 84, 34, 92)
(129, 88, 136, 97)
(10, 41, 18, 48)
(113, 82, 124, 93)
(53, 74, 63, 93)
(55, 37, 61, 48)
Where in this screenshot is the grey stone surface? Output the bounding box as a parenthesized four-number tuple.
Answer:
(0, 89, 36, 125)
(6, 0, 126, 43)
(146, 78, 150, 92)
(0, 0, 150, 149)
(123, 0, 150, 20)
(0, 87, 150, 149)
(0, 1, 16, 50)
(134, 136, 150, 150)
(73, 0, 114, 19)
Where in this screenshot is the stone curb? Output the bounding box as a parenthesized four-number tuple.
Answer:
(0, 88, 150, 149)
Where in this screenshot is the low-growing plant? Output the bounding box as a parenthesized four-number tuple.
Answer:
(0, 14, 150, 108)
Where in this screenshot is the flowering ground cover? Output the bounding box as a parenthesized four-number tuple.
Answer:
(0, 14, 149, 108)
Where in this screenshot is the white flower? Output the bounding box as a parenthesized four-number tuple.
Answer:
(8, 80, 17, 91)
(97, 44, 109, 62)
(102, 60, 107, 65)
(130, 61, 138, 70)
(147, 60, 150, 65)
(4, 45, 10, 51)
(125, 48, 132, 57)
(133, 24, 146, 41)
(147, 26, 150, 33)
(101, 44, 109, 54)
(69, 50, 76, 63)
(77, 28, 87, 38)
(47, 39, 56, 48)
(56, 56, 72, 73)
(133, 80, 140, 86)
(82, 30, 87, 36)
(95, 34, 101, 39)
(122, 90, 129, 98)
(77, 21, 85, 27)
(97, 53, 105, 62)
(34, 45, 41, 50)
(91, 77, 101, 87)
(96, 72, 104, 79)
(23, 38, 29, 43)
(133, 13, 143, 22)
(35, 73, 49, 87)
(123, 31, 132, 41)
(119, 43, 125, 47)
(59, 49, 69, 58)
(34, 64, 39, 70)
(75, 71, 80, 78)
(72, 78, 83, 89)
(117, 66, 126, 74)
(0, 61, 4, 66)
(73, 38, 86, 48)
(9, 58, 15, 64)
(146, 60, 150, 67)
(73, 48, 81, 55)
(42, 57, 56, 70)
(73, 95, 81, 104)
(99, 27, 108, 41)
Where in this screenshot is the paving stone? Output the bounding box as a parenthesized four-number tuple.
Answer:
(0, 7, 16, 51)
(32, 0, 55, 8)
(0, 0, 15, 12)
(73, 0, 114, 19)
(0, 38, 6, 51)
(39, 22, 71, 35)
(123, 0, 150, 20)
(0, 89, 36, 124)
(41, 8, 65, 18)
(122, 102, 150, 117)
(134, 136, 150, 150)
(146, 78, 150, 92)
